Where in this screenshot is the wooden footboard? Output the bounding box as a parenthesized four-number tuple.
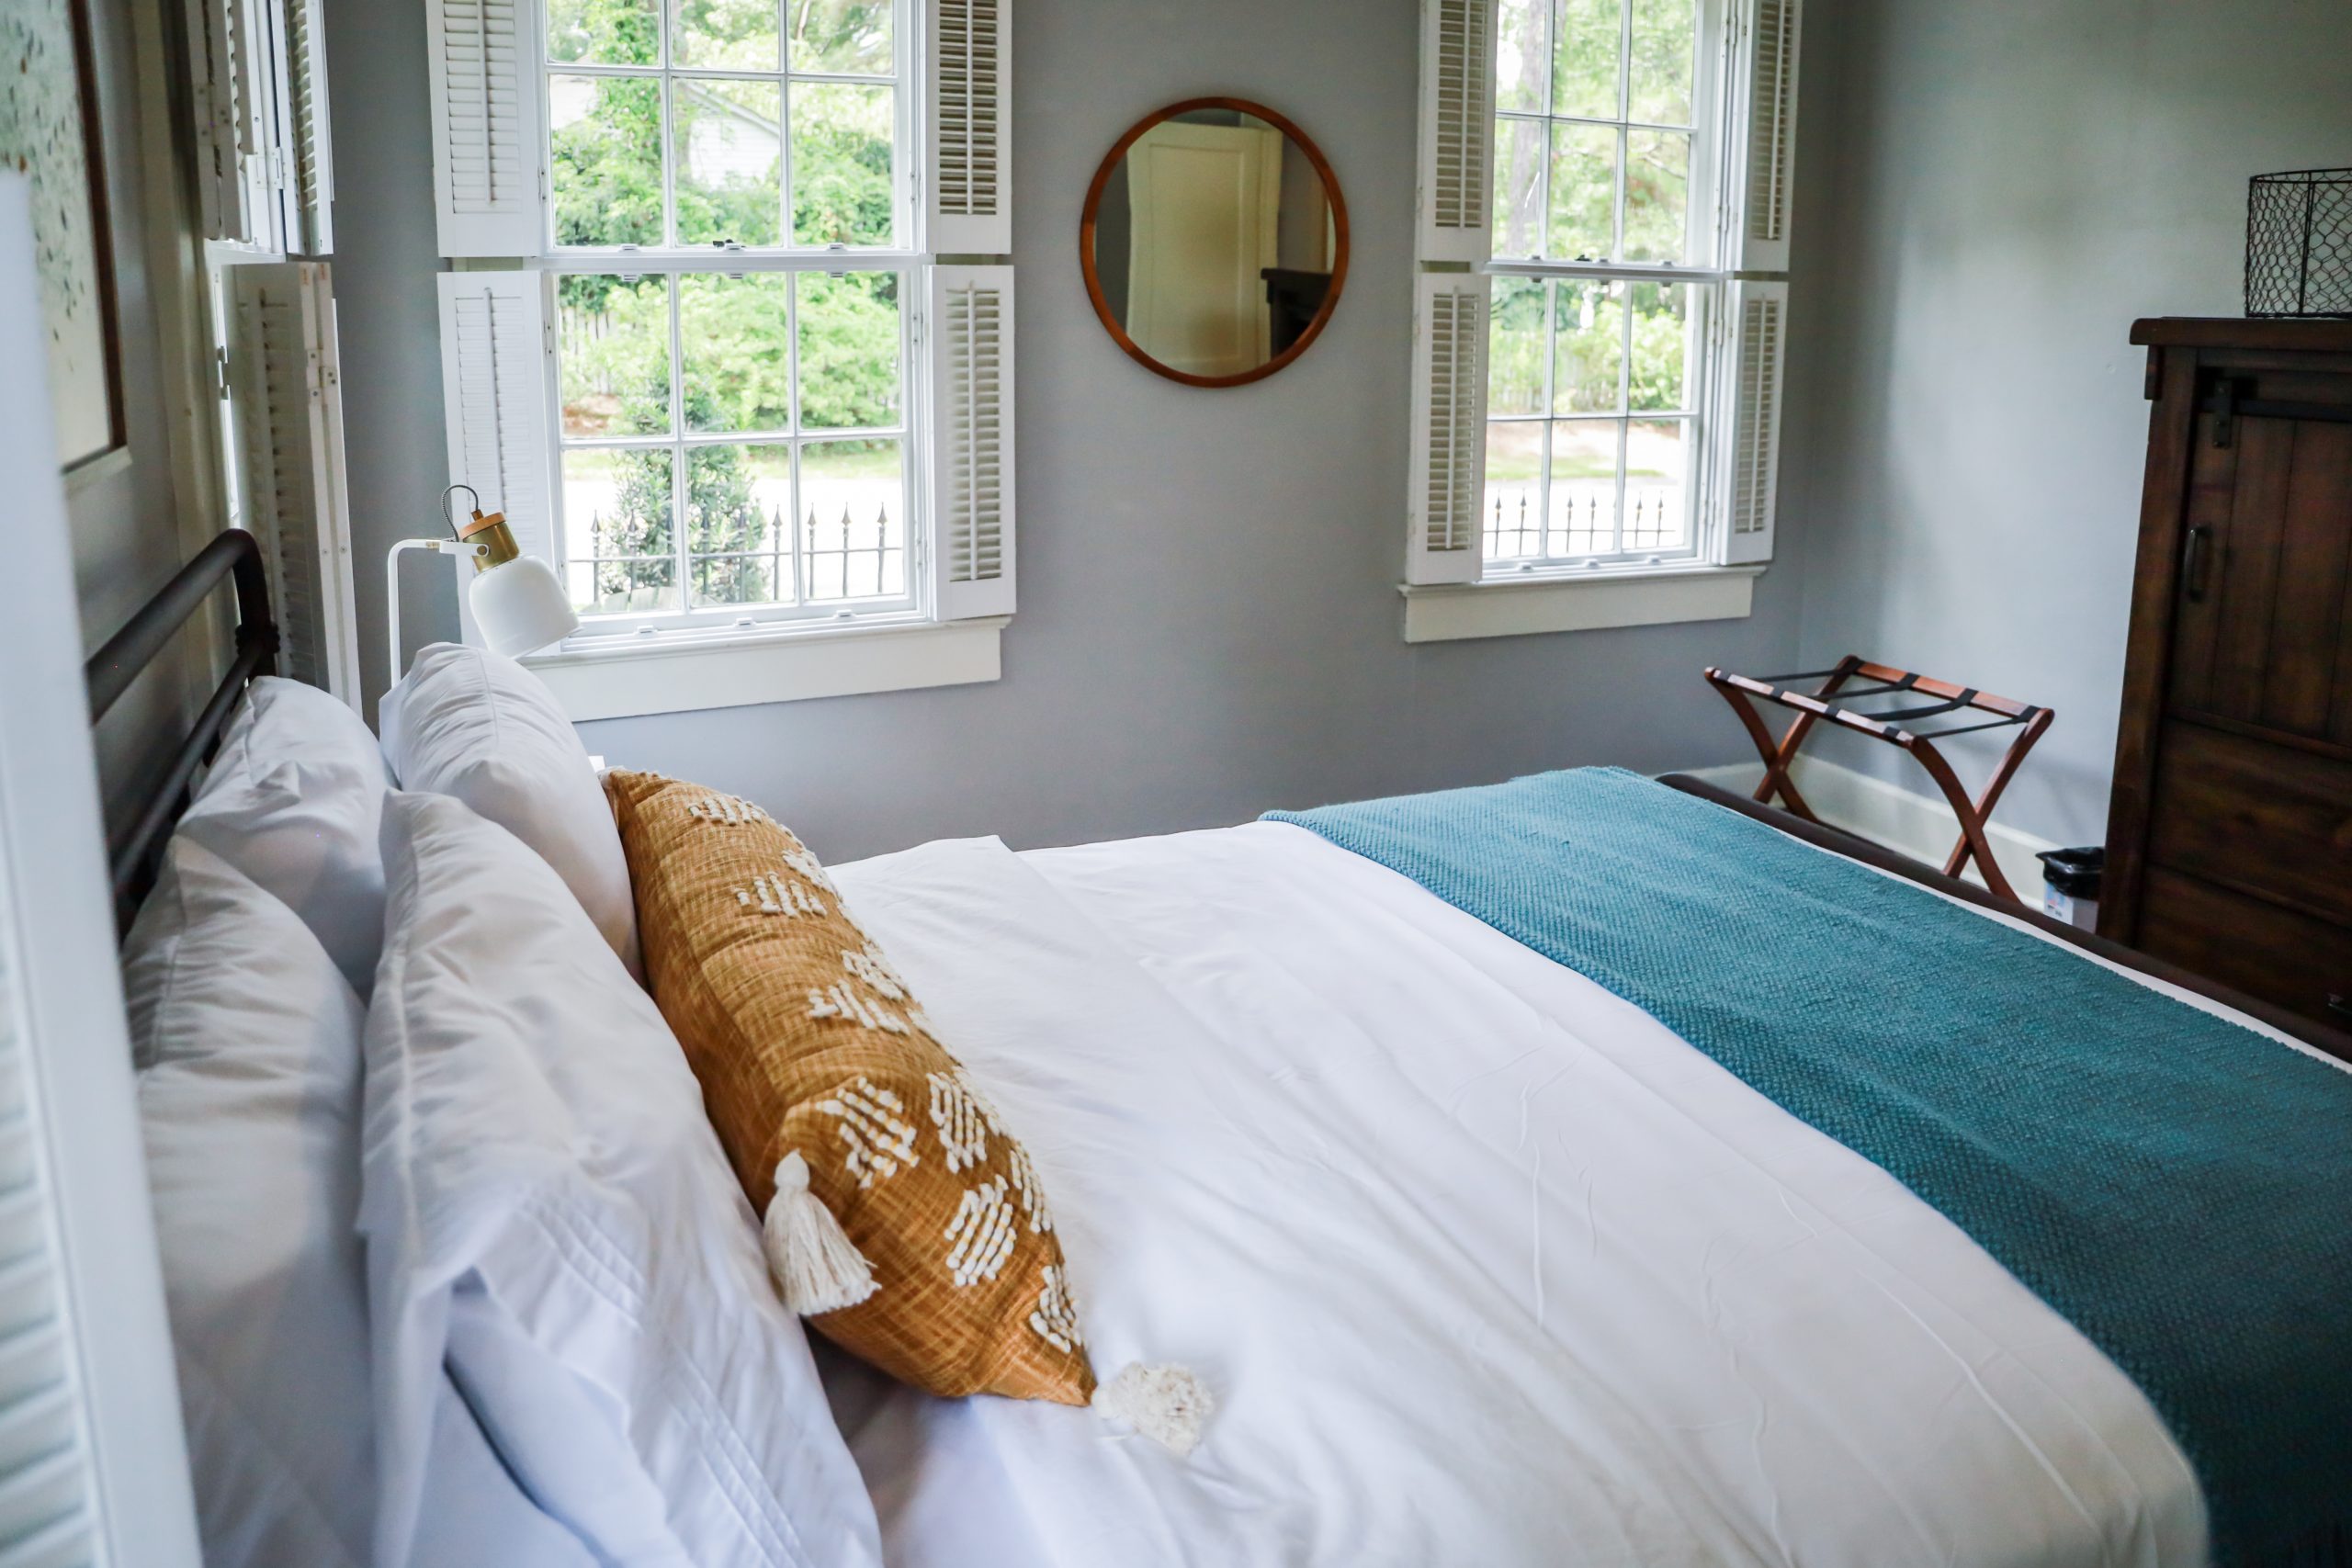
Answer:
(1656, 773, 2352, 1066)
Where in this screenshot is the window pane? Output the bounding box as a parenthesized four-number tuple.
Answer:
(677, 274, 793, 433)
(1550, 420, 1619, 555)
(551, 75, 666, 247)
(1623, 129, 1689, 262)
(790, 83, 897, 246)
(672, 0, 778, 68)
(685, 444, 793, 607)
(801, 439, 905, 601)
(1627, 0, 1696, 125)
(675, 78, 784, 246)
(563, 448, 678, 614)
(1624, 419, 1689, 549)
(1553, 278, 1622, 413)
(1551, 0, 1622, 119)
(1492, 116, 1547, 259)
(790, 0, 894, 75)
(1627, 280, 1690, 411)
(1494, 0, 1548, 114)
(558, 275, 673, 436)
(1484, 423, 1544, 562)
(794, 272, 901, 430)
(1546, 121, 1616, 261)
(1487, 276, 1549, 417)
(548, 0, 659, 65)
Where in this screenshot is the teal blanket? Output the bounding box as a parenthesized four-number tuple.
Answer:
(1268, 768, 2352, 1567)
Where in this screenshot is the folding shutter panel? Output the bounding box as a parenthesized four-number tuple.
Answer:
(928, 0, 1010, 254)
(254, 0, 304, 254)
(1718, 279, 1787, 565)
(186, 0, 277, 244)
(0, 964, 104, 1568)
(425, 0, 542, 256)
(1729, 0, 1800, 272)
(1406, 272, 1489, 585)
(0, 182, 205, 1568)
(285, 0, 334, 254)
(436, 272, 555, 589)
(929, 265, 1015, 619)
(1416, 0, 1498, 265)
(235, 0, 285, 249)
(234, 263, 361, 702)
(183, 0, 243, 241)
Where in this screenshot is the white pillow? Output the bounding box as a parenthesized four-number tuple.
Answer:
(130, 838, 605, 1568)
(175, 677, 390, 997)
(378, 642, 639, 978)
(360, 791, 882, 1568)
(129, 837, 378, 1566)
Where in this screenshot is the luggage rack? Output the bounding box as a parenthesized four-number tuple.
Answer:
(1702, 656, 2054, 904)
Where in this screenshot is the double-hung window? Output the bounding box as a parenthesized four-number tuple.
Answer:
(424, 0, 1014, 716)
(1405, 0, 1797, 640)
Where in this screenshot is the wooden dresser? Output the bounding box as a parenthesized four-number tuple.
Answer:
(2101, 319, 2352, 1032)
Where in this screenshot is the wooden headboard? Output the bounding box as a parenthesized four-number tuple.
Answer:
(84, 528, 278, 934)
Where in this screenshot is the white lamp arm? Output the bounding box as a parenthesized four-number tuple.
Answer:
(384, 537, 469, 691)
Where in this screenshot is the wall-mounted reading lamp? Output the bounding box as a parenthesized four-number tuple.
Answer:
(384, 485, 580, 688)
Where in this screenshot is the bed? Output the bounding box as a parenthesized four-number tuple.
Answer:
(93, 530, 2352, 1568)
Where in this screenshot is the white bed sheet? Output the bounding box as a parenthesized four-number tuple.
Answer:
(824, 821, 2211, 1568)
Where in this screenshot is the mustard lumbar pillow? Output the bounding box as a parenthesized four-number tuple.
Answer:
(606, 770, 1209, 1449)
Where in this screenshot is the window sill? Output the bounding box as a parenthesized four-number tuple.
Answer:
(521, 616, 1007, 722)
(1398, 563, 1764, 644)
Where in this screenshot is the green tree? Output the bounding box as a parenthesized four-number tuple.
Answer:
(552, 74, 664, 248)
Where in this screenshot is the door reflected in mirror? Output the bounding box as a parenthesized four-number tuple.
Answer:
(1082, 100, 1349, 387)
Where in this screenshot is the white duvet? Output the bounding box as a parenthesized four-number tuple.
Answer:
(823, 822, 2214, 1568)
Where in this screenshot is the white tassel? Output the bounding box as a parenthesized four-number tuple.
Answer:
(763, 1151, 877, 1315)
(1091, 1362, 1214, 1458)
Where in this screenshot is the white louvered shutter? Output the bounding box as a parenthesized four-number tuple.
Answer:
(1416, 0, 1498, 265)
(928, 265, 1015, 619)
(234, 263, 361, 702)
(0, 174, 205, 1568)
(1716, 279, 1786, 565)
(0, 941, 107, 1568)
(1407, 272, 1489, 586)
(425, 0, 542, 256)
(928, 0, 1010, 254)
(185, 0, 277, 245)
(436, 271, 556, 582)
(1727, 0, 1799, 271)
(183, 0, 243, 242)
(254, 0, 306, 254)
(284, 0, 334, 254)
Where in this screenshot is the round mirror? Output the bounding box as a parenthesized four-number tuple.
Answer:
(1080, 99, 1350, 388)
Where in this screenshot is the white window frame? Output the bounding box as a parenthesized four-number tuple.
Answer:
(542, 259, 931, 641)
(426, 0, 1016, 716)
(1404, 0, 1795, 642)
(538, 3, 926, 639)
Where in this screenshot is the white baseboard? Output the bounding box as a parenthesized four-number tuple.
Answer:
(1671, 758, 2059, 900)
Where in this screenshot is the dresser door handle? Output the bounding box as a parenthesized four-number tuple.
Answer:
(2182, 525, 2214, 603)
(2330, 994, 2352, 1024)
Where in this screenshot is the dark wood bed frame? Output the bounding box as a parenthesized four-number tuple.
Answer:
(81, 530, 2352, 1067)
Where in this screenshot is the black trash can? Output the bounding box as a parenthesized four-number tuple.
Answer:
(2035, 847, 2104, 931)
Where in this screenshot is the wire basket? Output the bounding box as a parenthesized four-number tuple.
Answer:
(2246, 168, 2352, 318)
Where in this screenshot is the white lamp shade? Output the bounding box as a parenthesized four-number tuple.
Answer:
(468, 555, 580, 658)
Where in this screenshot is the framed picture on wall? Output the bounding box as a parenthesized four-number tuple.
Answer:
(0, 0, 124, 471)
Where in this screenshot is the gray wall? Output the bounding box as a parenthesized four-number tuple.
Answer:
(325, 0, 1806, 863)
(1789, 0, 2352, 847)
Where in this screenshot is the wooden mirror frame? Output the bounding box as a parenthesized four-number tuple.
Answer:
(1079, 98, 1351, 389)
